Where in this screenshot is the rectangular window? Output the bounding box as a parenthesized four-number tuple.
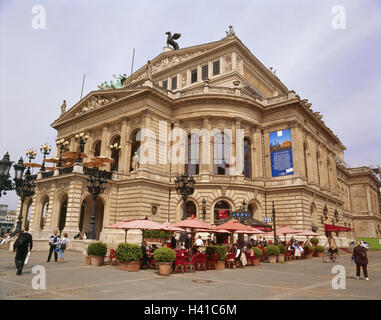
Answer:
(191, 69, 197, 83)
(171, 76, 177, 90)
(213, 60, 220, 76)
(162, 80, 168, 90)
(202, 65, 208, 80)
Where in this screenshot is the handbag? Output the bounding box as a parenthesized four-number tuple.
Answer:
(24, 252, 31, 265)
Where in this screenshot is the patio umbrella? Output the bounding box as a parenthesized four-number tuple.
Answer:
(266, 225, 300, 241)
(161, 222, 186, 232)
(91, 156, 114, 163)
(235, 227, 265, 234)
(218, 219, 254, 232)
(104, 219, 131, 242)
(172, 216, 215, 231)
(62, 151, 88, 159)
(44, 157, 59, 163)
(295, 230, 320, 238)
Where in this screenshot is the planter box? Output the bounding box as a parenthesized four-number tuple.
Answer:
(306, 252, 313, 259)
(278, 254, 285, 263)
(90, 255, 104, 266)
(253, 257, 261, 266)
(314, 251, 323, 257)
(118, 261, 140, 272)
(85, 256, 92, 265)
(268, 255, 277, 264)
(158, 262, 172, 276)
(215, 261, 225, 270)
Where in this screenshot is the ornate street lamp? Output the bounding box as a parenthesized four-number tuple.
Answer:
(201, 198, 206, 221)
(56, 138, 69, 168)
(175, 174, 195, 243)
(74, 132, 89, 163)
(272, 201, 277, 245)
(40, 143, 52, 172)
(86, 168, 107, 240)
(110, 142, 122, 171)
(25, 148, 37, 175)
(14, 158, 36, 235)
(0, 152, 14, 197)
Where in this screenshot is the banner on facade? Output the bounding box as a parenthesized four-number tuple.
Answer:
(269, 128, 294, 177)
(218, 209, 229, 220)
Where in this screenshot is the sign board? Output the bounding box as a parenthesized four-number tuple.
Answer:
(264, 217, 272, 223)
(270, 129, 294, 177)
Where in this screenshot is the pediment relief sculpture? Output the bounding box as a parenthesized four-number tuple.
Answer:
(75, 95, 116, 116)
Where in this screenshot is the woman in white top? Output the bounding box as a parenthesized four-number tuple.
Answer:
(58, 233, 69, 263)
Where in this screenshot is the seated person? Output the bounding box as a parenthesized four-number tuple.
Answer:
(199, 242, 206, 254)
(149, 244, 157, 253)
(141, 241, 149, 268)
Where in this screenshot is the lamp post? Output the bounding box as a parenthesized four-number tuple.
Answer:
(0, 152, 14, 197)
(40, 143, 52, 172)
(56, 139, 69, 168)
(110, 142, 121, 171)
(74, 132, 89, 163)
(201, 198, 206, 221)
(86, 168, 107, 240)
(272, 201, 277, 245)
(25, 148, 37, 175)
(14, 158, 35, 235)
(175, 174, 195, 244)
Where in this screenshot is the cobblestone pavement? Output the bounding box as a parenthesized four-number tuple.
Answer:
(1, 249, 380, 300)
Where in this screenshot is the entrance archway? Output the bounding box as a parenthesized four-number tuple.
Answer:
(80, 195, 104, 240)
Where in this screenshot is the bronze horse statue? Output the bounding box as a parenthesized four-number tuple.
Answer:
(166, 32, 181, 50)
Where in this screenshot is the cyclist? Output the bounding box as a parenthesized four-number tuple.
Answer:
(325, 234, 338, 260)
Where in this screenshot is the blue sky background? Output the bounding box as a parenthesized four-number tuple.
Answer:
(1, 0, 380, 209)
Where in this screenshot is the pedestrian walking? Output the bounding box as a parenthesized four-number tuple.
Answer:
(353, 241, 369, 280)
(47, 230, 60, 262)
(13, 230, 33, 275)
(58, 233, 69, 263)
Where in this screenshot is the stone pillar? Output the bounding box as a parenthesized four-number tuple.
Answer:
(365, 185, 374, 215)
(290, 122, 304, 178)
(232, 52, 237, 71)
(63, 178, 83, 237)
(200, 116, 211, 181)
(253, 127, 262, 179)
(84, 129, 92, 158)
(69, 137, 76, 152)
(100, 125, 109, 156)
(119, 118, 129, 173)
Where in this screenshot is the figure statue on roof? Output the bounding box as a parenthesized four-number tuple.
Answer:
(146, 60, 153, 79)
(60, 100, 67, 114)
(225, 25, 235, 37)
(165, 31, 181, 50)
(98, 74, 127, 90)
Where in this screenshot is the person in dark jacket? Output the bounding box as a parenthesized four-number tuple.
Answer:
(353, 241, 369, 280)
(141, 241, 149, 268)
(47, 230, 60, 262)
(13, 230, 33, 275)
(170, 234, 177, 249)
(185, 234, 191, 251)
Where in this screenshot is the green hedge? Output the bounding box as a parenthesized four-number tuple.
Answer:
(252, 247, 263, 257)
(115, 243, 143, 262)
(265, 245, 280, 256)
(314, 245, 325, 253)
(356, 238, 381, 250)
(277, 244, 286, 254)
(305, 245, 313, 254)
(87, 242, 107, 256)
(153, 247, 176, 262)
(310, 237, 319, 245)
(144, 230, 173, 239)
(214, 246, 227, 261)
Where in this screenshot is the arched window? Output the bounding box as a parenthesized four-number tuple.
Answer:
(130, 130, 141, 172)
(93, 141, 101, 157)
(185, 134, 199, 175)
(214, 201, 231, 221)
(213, 133, 230, 175)
(110, 135, 121, 171)
(58, 197, 68, 233)
(185, 201, 197, 218)
(243, 138, 251, 178)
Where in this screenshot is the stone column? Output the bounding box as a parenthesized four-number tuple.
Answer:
(253, 127, 262, 179)
(69, 137, 76, 152)
(119, 118, 129, 173)
(84, 129, 92, 158)
(100, 125, 109, 156)
(63, 178, 83, 237)
(232, 52, 237, 71)
(290, 122, 304, 178)
(200, 116, 211, 182)
(365, 185, 374, 215)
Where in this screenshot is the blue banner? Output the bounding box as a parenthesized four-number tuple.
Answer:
(270, 129, 294, 177)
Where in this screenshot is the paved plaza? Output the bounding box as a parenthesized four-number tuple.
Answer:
(0, 249, 380, 300)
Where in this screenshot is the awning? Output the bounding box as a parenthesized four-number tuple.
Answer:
(324, 224, 353, 232)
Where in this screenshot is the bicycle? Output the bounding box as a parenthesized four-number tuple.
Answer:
(323, 250, 339, 263)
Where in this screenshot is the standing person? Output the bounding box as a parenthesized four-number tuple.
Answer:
(58, 233, 69, 263)
(325, 234, 338, 260)
(185, 234, 191, 251)
(210, 236, 217, 246)
(13, 230, 33, 275)
(194, 235, 203, 248)
(170, 233, 177, 249)
(47, 230, 60, 262)
(141, 241, 149, 268)
(353, 241, 369, 280)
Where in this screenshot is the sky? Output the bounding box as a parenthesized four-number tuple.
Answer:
(0, 0, 380, 210)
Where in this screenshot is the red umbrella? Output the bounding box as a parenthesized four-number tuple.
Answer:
(266, 225, 300, 241)
(105, 217, 163, 242)
(295, 230, 320, 237)
(104, 219, 131, 242)
(161, 222, 186, 232)
(172, 216, 215, 230)
(218, 219, 254, 232)
(235, 227, 265, 234)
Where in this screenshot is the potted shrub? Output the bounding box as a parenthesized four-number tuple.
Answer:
(214, 246, 228, 270)
(310, 237, 319, 247)
(277, 244, 286, 262)
(313, 245, 325, 257)
(265, 245, 280, 264)
(304, 245, 313, 259)
(153, 247, 176, 276)
(252, 247, 263, 266)
(115, 243, 143, 271)
(87, 242, 107, 266)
